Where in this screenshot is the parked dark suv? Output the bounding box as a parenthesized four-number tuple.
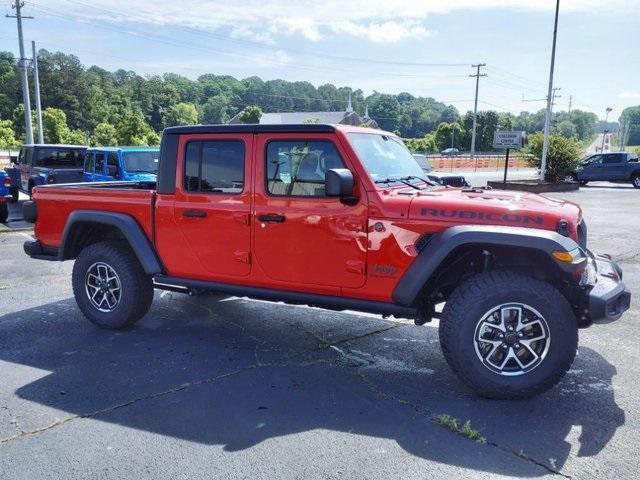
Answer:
(5, 144, 87, 198)
(572, 152, 640, 188)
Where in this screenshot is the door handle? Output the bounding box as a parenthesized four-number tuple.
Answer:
(257, 214, 286, 223)
(182, 209, 207, 218)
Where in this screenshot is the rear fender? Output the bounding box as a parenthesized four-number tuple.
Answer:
(59, 210, 163, 275)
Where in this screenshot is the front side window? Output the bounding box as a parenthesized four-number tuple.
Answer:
(123, 151, 159, 173)
(347, 133, 425, 184)
(95, 152, 105, 173)
(184, 140, 244, 194)
(266, 140, 345, 196)
(84, 153, 95, 173)
(602, 154, 623, 164)
(35, 148, 84, 168)
(107, 153, 118, 167)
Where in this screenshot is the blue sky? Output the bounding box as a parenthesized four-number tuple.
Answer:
(1, 0, 639, 120)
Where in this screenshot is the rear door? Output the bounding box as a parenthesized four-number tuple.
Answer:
(170, 133, 253, 278)
(92, 151, 109, 181)
(601, 153, 626, 180)
(252, 134, 368, 289)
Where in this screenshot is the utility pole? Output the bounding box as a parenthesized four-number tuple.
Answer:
(601, 107, 612, 152)
(32, 41, 43, 144)
(568, 95, 572, 114)
(540, 0, 560, 183)
(469, 63, 486, 159)
(6, 1, 34, 144)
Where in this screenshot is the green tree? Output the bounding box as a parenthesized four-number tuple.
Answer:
(434, 122, 464, 150)
(526, 132, 583, 182)
(201, 94, 233, 124)
(42, 107, 71, 143)
(0, 119, 20, 148)
(92, 122, 118, 146)
(238, 105, 262, 124)
(66, 129, 89, 145)
(164, 102, 198, 127)
(556, 120, 578, 139)
(116, 110, 158, 146)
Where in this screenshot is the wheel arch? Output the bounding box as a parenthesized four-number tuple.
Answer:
(392, 225, 581, 308)
(59, 210, 163, 275)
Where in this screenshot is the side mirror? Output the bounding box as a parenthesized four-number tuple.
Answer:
(107, 165, 119, 178)
(325, 168, 356, 203)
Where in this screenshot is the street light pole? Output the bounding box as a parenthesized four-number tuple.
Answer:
(601, 107, 612, 152)
(469, 63, 486, 159)
(540, 0, 561, 183)
(32, 40, 44, 144)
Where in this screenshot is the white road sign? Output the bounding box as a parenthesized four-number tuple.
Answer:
(493, 131, 525, 149)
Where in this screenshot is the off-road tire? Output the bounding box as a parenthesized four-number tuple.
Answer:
(0, 203, 7, 223)
(9, 187, 18, 203)
(632, 173, 640, 189)
(72, 240, 154, 329)
(439, 271, 578, 399)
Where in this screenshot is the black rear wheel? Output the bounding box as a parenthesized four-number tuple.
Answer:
(9, 187, 18, 203)
(439, 271, 578, 399)
(72, 240, 154, 329)
(632, 174, 640, 189)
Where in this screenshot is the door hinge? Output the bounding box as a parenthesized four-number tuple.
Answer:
(234, 251, 251, 264)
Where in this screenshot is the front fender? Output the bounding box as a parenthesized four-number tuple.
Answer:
(392, 225, 582, 307)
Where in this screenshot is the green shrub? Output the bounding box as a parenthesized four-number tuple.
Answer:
(526, 131, 583, 182)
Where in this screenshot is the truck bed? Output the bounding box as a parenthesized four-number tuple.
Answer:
(32, 181, 157, 249)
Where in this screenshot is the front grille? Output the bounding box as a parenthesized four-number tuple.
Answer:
(577, 219, 588, 250)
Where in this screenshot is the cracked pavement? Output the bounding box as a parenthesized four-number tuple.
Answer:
(0, 184, 638, 479)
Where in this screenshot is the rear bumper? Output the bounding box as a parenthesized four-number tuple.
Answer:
(23, 239, 59, 261)
(586, 252, 631, 323)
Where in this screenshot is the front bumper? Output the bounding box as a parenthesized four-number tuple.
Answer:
(585, 252, 631, 323)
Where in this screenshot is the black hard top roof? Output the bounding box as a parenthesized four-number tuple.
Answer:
(162, 123, 336, 135)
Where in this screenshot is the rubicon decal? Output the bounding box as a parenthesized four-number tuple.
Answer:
(420, 208, 544, 225)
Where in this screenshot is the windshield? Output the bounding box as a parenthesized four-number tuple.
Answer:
(347, 133, 426, 184)
(123, 151, 159, 173)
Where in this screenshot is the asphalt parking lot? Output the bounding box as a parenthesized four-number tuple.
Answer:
(0, 183, 638, 479)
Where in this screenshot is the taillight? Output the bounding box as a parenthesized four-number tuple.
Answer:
(3, 177, 10, 188)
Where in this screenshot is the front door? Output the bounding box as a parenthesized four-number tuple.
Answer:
(83, 152, 96, 182)
(253, 134, 368, 289)
(601, 153, 626, 180)
(171, 134, 253, 278)
(582, 155, 603, 180)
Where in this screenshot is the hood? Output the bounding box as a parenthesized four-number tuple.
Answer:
(405, 187, 582, 238)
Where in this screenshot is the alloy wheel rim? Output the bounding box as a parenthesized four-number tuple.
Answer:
(85, 262, 122, 312)
(473, 303, 550, 376)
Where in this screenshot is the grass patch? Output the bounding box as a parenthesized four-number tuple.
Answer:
(435, 414, 486, 444)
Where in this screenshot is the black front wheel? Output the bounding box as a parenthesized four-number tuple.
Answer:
(72, 240, 154, 329)
(0, 203, 7, 223)
(439, 271, 578, 399)
(9, 187, 19, 203)
(632, 174, 640, 189)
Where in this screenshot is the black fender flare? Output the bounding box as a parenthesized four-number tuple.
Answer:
(59, 210, 163, 275)
(392, 225, 581, 307)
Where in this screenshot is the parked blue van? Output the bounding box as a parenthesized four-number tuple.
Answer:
(83, 147, 159, 183)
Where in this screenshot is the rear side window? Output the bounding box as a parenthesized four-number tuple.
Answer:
(266, 140, 345, 196)
(184, 140, 244, 194)
(603, 154, 623, 164)
(35, 148, 84, 168)
(107, 153, 118, 166)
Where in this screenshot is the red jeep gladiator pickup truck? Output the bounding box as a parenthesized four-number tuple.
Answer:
(23, 124, 630, 399)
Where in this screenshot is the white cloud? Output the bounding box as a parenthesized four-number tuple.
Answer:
(39, 0, 640, 45)
(618, 91, 640, 99)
